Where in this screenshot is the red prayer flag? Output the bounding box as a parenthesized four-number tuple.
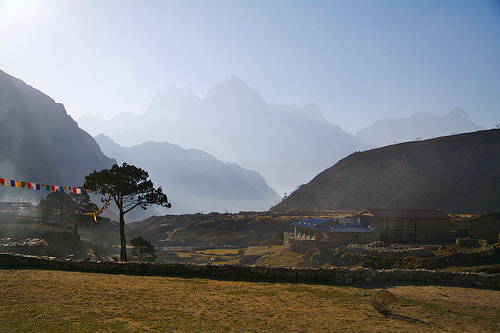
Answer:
(0, 178, 4, 186)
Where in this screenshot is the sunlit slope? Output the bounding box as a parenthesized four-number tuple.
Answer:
(272, 130, 500, 213)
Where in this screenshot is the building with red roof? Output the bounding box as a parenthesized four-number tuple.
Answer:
(356, 208, 451, 243)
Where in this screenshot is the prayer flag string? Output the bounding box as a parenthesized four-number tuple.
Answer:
(0, 177, 84, 194)
(77, 197, 112, 222)
(1, 177, 113, 220)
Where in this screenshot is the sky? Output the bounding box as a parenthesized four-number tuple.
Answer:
(0, 0, 499, 134)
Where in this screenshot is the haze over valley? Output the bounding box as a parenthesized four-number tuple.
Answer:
(77, 75, 486, 197)
(0, 67, 493, 215)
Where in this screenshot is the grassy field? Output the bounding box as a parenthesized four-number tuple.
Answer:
(0, 269, 498, 332)
(159, 246, 286, 265)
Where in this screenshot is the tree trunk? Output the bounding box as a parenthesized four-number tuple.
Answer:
(119, 209, 127, 262)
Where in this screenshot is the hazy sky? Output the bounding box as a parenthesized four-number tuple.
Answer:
(1, 0, 499, 134)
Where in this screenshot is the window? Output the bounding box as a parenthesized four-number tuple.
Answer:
(359, 218, 370, 227)
(380, 220, 388, 230)
(395, 220, 403, 231)
(409, 220, 416, 231)
(408, 234, 417, 242)
(394, 234, 403, 242)
(380, 234, 389, 242)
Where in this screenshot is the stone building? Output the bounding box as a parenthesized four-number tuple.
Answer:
(469, 213, 500, 243)
(0, 202, 34, 216)
(356, 208, 451, 243)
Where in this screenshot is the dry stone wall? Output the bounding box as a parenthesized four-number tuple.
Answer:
(340, 243, 432, 258)
(0, 254, 498, 289)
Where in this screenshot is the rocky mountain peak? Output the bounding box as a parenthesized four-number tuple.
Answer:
(204, 74, 267, 108)
(443, 108, 470, 122)
(298, 103, 329, 122)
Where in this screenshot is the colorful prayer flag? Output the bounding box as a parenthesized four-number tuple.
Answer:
(0, 178, 4, 186)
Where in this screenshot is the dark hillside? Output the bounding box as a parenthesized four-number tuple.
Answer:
(272, 130, 500, 213)
(0, 70, 115, 200)
(127, 212, 347, 248)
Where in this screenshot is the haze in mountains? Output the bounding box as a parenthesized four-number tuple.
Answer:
(0, 70, 115, 201)
(94, 134, 281, 215)
(356, 108, 485, 147)
(78, 75, 368, 195)
(272, 130, 500, 214)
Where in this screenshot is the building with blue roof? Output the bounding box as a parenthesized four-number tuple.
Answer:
(284, 217, 374, 245)
(284, 208, 452, 246)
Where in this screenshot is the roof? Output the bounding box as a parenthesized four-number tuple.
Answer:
(291, 218, 374, 233)
(357, 208, 450, 220)
(471, 213, 500, 221)
(291, 218, 332, 228)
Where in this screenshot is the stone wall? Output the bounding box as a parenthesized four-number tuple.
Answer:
(341, 243, 432, 258)
(329, 243, 498, 270)
(0, 253, 498, 289)
(455, 237, 487, 248)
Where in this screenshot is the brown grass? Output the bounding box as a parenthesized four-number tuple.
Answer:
(0, 269, 498, 332)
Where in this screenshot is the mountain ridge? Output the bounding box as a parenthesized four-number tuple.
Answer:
(272, 129, 500, 214)
(356, 108, 484, 147)
(0, 69, 115, 200)
(94, 134, 281, 214)
(78, 75, 367, 194)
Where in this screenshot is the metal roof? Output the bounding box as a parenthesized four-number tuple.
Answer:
(291, 218, 332, 228)
(357, 208, 450, 220)
(291, 218, 373, 233)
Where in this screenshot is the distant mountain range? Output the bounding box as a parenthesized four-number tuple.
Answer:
(0, 69, 115, 201)
(95, 134, 281, 215)
(78, 75, 369, 195)
(356, 108, 484, 147)
(271, 130, 500, 214)
(78, 75, 485, 195)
